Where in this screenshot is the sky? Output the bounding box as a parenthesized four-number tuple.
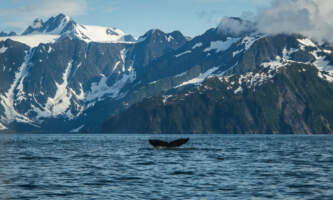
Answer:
(0, 0, 272, 37)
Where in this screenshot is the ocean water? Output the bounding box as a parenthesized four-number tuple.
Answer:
(0, 134, 332, 200)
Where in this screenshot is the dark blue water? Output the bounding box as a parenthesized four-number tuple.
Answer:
(0, 134, 332, 200)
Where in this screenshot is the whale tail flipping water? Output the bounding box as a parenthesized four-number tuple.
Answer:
(149, 138, 189, 149)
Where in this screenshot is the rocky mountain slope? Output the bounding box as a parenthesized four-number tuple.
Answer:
(102, 63, 333, 134)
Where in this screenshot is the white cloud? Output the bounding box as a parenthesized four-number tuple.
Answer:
(217, 17, 256, 36)
(256, 0, 333, 43)
(0, 0, 86, 32)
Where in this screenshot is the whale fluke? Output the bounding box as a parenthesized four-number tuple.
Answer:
(149, 138, 189, 148)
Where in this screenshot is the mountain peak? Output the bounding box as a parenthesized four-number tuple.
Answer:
(136, 29, 166, 42)
(55, 13, 68, 19)
(22, 13, 75, 35)
(31, 18, 43, 29)
(0, 31, 17, 37)
(52, 13, 72, 26)
(20, 13, 134, 43)
(146, 29, 165, 36)
(169, 30, 183, 38)
(137, 29, 186, 44)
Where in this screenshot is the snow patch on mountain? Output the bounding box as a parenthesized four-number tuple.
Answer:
(0, 35, 59, 48)
(70, 83, 85, 101)
(149, 80, 158, 85)
(162, 95, 173, 104)
(112, 61, 121, 72)
(43, 61, 74, 117)
(311, 50, 333, 73)
(175, 67, 218, 88)
(226, 47, 301, 94)
(261, 59, 285, 70)
(232, 43, 333, 91)
(318, 71, 333, 82)
(0, 121, 7, 130)
(0, 51, 34, 124)
(282, 48, 298, 60)
(0, 46, 8, 54)
(47, 46, 53, 53)
(85, 71, 136, 102)
(220, 63, 278, 95)
(232, 34, 264, 57)
(292, 37, 333, 80)
(297, 38, 316, 48)
(192, 42, 203, 49)
(86, 75, 111, 101)
(260, 47, 297, 69)
(242, 34, 263, 50)
(166, 35, 174, 42)
(204, 37, 240, 53)
(323, 49, 332, 54)
(70, 125, 84, 133)
(16, 60, 31, 102)
(239, 71, 275, 90)
(234, 86, 243, 94)
(260, 49, 295, 72)
(174, 71, 187, 78)
(232, 49, 243, 57)
(293, 38, 333, 81)
(175, 50, 191, 57)
(310, 50, 333, 82)
(120, 48, 127, 72)
(28, 61, 85, 121)
(73, 25, 134, 43)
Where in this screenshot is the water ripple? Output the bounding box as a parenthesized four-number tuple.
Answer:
(0, 134, 332, 200)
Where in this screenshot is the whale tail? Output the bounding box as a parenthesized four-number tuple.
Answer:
(149, 138, 189, 148)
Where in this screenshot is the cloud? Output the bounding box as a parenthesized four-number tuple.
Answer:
(0, 0, 86, 32)
(195, 0, 272, 35)
(256, 0, 333, 43)
(217, 17, 256, 36)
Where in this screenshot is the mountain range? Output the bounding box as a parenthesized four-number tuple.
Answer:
(0, 14, 332, 134)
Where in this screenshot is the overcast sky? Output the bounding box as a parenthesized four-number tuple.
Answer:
(0, 0, 272, 37)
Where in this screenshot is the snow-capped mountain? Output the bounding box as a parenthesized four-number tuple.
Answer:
(0, 14, 187, 132)
(2, 13, 135, 47)
(0, 15, 333, 133)
(133, 20, 333, 94)
(102, 18, 333, 134)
